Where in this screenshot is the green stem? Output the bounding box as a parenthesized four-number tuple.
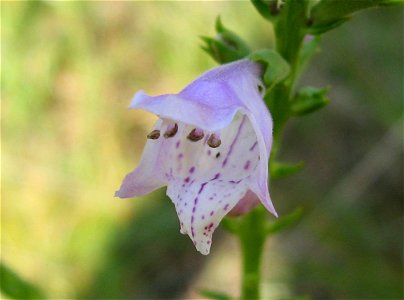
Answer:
(237, 3, 318, 299)
(239, 207, 266, 300)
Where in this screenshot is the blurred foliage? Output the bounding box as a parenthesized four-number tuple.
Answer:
(2, 1, 402, 299)
(275, 5, 403, 299)
(0, 263, 46, 299)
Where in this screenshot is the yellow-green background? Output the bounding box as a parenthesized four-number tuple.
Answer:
(2, 1, 402, 299)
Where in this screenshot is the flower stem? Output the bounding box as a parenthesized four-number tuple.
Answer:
(239, 207, 266, 300)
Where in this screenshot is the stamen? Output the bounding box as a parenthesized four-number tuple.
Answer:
(164, 123, 178, 138)
(207, 134, 221, 148)
(147, 129, 160, 140)
(187, 128, 204, 142)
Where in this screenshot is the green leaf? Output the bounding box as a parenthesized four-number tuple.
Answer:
(199, 289, 233, 300)
(307, 17, 350, 35)
(249, 49, 290, 90)
(266, 206, 304, 235)
(200, 17, 251, 64)
(250, 0, 282, 22)
(270, 160, 304, 180)
(309, 0, 398, 34)
(291, 86, 330, 116)
(0, 263, 46, 299)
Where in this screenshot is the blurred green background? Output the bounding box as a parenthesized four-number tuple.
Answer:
(2, 1, 402, 299)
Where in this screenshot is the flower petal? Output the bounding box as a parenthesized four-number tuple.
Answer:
(164, 113, 261, 254)
(129, 60, 262, 133)
(116, 58, 278, 254)
(246, 112, 278, 217)
(228, 190, 260, 216)
(115, 120, 167, 198)
(167, 177, 248, 255)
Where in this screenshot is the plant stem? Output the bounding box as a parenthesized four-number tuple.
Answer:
(237, 3, 317, 299)
(239, 207, 266, 299)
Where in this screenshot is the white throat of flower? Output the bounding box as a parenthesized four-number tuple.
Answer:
(146, 112, 260, 254)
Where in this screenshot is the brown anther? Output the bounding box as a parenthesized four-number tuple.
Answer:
(164, 123, 178, 138)
(207, 134, 221, 148)
(147, 130, 160, 140)
(187, 128, 204, 142)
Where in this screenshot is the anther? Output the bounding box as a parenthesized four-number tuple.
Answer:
(164, 123, 178, 138)
(147, 130, 160, 140)
(207, 134, 221, 148)
(187, 128, 204, 142)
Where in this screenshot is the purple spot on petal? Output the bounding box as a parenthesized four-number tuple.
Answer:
(194, 197, 198, 205)
(244, 160, 251, 170)
(224, 204, 229, 211)
(198, 182, 208, 194)
(210, 211, 214, 216)
(178, 153, 183, 159)
(212, 173, 220, 180)
(201, 215, 205, 220)
(223, 115, 246, 167)
(207, 150, 211, 156)
(184, 177, 190, 183)
(249, 141, 258, 151)
(189, 166, 195, 173)
(191, 216, 194, 224)
(176, 141, 181, 148)
(192, 207, 196, 213)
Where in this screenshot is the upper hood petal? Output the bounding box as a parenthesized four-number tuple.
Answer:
(130, 59, 265, 132)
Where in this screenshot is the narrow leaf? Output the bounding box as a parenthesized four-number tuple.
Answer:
(266, 207, 304, 235)
(308, 0, 399, 34)
(270, 161, 304, 180)
(291, 86, 330, 116)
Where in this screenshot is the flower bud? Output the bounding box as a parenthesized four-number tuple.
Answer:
(201, 17, 251, 64)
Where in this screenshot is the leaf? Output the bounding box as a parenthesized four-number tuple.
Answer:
(199, 289, 233, 300)
(0, 263, 46, 299)
(266, 207, 304, 235)
(270, 160, 305, 180)
(291, 86, 330, 116)
(308, 0, 399, 34)
(250, 0, 281, 22)
(307, 17, 350, 35)
(249, 49, 290, 90)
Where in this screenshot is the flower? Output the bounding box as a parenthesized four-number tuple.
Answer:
(116, 59, 277, 255)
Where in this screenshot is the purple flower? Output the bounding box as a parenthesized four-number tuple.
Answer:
(116, 59, 277, 255)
